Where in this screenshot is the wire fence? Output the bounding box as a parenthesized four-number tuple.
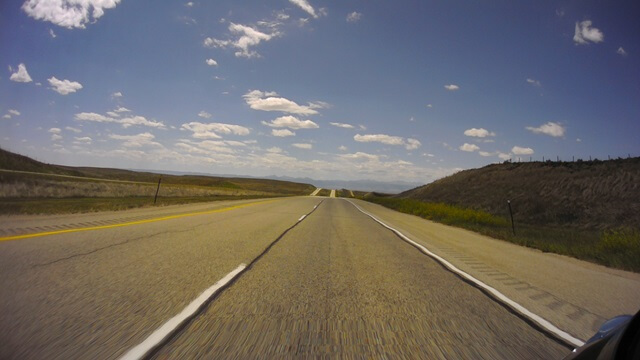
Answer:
(503, 153, 637, 164)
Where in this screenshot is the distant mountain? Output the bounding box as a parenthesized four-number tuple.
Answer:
(397, 158, 640, 229)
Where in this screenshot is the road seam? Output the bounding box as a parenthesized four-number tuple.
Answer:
(0, 199, 279, 242)
(344, 199, 585, 349)
(119, 199, 324, 360)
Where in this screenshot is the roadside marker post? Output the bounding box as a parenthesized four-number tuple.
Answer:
(154, 176, 162, 204)
(507, 200, 515, 236)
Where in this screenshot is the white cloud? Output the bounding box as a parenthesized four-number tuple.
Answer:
(106, 111, 120, 117)
(479, 151, 493, 157)
(48, 76, 83, 95)
(346, 12, 362, 23)
(110, 132, 161, 148)
(512, 146, 534, 155)
(181, 121, 250, 139)
(272, 129, 295, 137)
(526, 78, 541, 87)
(48, 127, 62, 141)
(198, 111, 212, 118)
(526, 122, 565, 137)
(444, 84, 459, 91)
(49, 28, 56, 38)
(289, 0, 318, 18)
(111, 91, 122, 98)
(292, 143, 312, 149)
(459, 143, 480, 152)
(353, 134, 421, 150)
(498, 152, 511, 160)
(463, 128, 495, 138)
(75, 112, 165, 128)
(617, 47, 627, 56)
(204, 23, 277, 58)
(205, 58, 218, 66)
(8, 109, 20, 116)
(426, 104, 433, 108)
(354, 134, 404, 146)
(74, 136, 92, 144)
(338, 145, 347, 151)
(329, 122, 355, 129)
(262, 115, 319, 129)
(185, 2, 194, 7)
(405, 138, 421, 150)
(115, 106, 131, 113)
(118, 116, 166, 129)
(244, 90, 325, 115)
(22, 0, 121, 29)
(267, 147, 283, 153)
(3, 115, 12, 119)
(9, 63, 33, 83)
(339, 152, 380, 161)
(573, 20, 604, 45)
(65, 126, 81, 133)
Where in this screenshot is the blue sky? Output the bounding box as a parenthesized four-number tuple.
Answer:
(1, 0, 638, 183)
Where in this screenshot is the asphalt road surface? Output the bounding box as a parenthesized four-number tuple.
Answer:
(0, 197, 569, 359)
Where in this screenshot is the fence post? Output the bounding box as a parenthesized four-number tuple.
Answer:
(507, 200, 515, 236)
(154, 176, 162, 204)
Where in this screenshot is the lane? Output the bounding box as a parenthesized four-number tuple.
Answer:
(154, 198, 568, 359)
(0, 197, 321, 360)
(330, 189, 336, 197)
(310, 188, 321, 196)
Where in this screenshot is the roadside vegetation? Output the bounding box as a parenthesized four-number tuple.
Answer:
(0, 148, 314, 214)
(362, 157, 640, 273)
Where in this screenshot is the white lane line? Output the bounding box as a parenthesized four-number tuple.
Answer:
(345, 199, 586, 349)
(119, 264, 247, 360)
(298, 215, 307, 222)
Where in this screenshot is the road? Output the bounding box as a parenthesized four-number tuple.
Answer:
(0, 196, 630, 359)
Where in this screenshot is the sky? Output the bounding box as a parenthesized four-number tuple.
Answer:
(1, 0, 639, 184)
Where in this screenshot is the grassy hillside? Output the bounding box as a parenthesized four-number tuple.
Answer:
(0, 148, 315, 214)
(399, 158, 640, 230)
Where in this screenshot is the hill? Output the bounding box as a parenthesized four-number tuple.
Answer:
(398, 158, 640, 230)
(0, 148, 315, 196)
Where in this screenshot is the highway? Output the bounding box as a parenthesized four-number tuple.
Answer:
(1, 196, 638, 359)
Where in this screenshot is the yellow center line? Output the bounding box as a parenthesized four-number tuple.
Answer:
(0, 199, 279, 242)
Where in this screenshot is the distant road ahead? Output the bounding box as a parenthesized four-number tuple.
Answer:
(0, 197, 571, 359)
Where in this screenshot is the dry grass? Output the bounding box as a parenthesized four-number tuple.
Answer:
(0, 179, 266, 198)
